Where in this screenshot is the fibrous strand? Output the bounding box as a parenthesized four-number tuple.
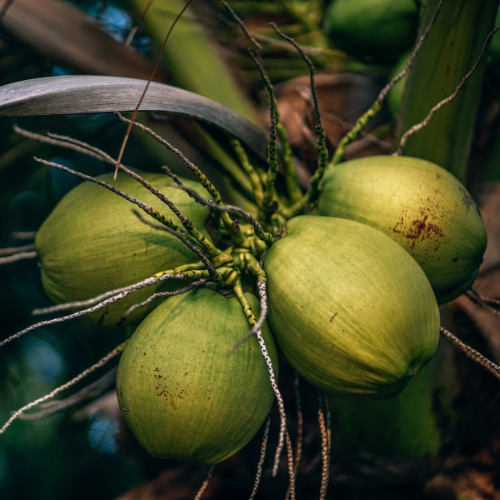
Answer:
(0, 345, 123, 434)
(2, 273, 185, 348)
(440, 327, 500, 380)
(0, 251, 37, 265)
(249, 417, 271, 500)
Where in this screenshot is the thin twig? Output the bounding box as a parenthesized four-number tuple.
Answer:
(377, 0, 446, 106)
(45, 133, 203, 241)
(122, 279, 208, 318)
(19, 367, 117, 421)
(116, 114, 246, 248)
(232, 281, 268, 351)
(28, 128, 210, 252)
(286, 372, 303, 500)
(0, 251, 36, 265)
(440, 327, 500, 380)
(33, 157, 186, 232)
(0, 345, 123, 434)
(466, 289, 500, 318)
(132, 211, 224, 286)
(193, 466, 215, 500)
(0, 244, 35, 256)
(15, 126, 109, 163)
(221, 0, 262, 52)
(247, 49, 279, 219)
(162, 169, 276, 245)
(249, 417, 271, 500)
(125, 0, 154, 46)
(270, 23, 328, 210)
(317, 389, 330, 500)
(284, 428, 297, 500)
(395, 21, 500, 155)
(255, 328, 286, 477)
(232, 281, 290, 483)
(11, 231, 37, 240)
(114, 0, 194, 178)
(322, 391, 331, 457)
(1, 273, 185, 348)
(469, 287, 500, 308)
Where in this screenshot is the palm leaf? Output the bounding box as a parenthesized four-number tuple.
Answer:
(0, 75, 268, 161)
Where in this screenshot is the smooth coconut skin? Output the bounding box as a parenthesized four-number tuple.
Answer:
(36, 172, 211, 326)
(324, 0, 418, 60)
(318, 156, 487, 304)
(116, 288, 278, 465)
(264, 216, 440, 399)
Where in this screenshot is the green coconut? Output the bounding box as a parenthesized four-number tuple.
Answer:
(36, 172, 212, 326)
(116, 288, 278, 465)
(264, 215, 439, 399)
(317, 156, 487, 304)
(323, 0, 418, 60)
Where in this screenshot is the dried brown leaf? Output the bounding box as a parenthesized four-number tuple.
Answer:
(2, 0, 156, 80)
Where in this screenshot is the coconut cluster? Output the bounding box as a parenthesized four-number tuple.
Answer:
(25, 3, 487, 466)
(30, 144, 486, 465)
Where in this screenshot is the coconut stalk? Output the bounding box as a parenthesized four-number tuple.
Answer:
(397, 0, 500, 182)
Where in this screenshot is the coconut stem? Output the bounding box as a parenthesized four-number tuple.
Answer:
(317, 389, 330, 500)
(232, 256, 268, 351)
(116, 114, 247, 248)
(18, 367, 117, 421)
(23, 127, 219, 258)
(222, 2, 302, 211)
(440, 327, 500, 380)
(33, 157, 191, 240)
(11, 231, 37, 240)
(246, 48, 279, 224)
(232, 279, 291, 482)
(285, 372, 303, 500)
(468, 288, 500, 308)
(276, 122, 303, 204)
(328, 0, 446, 167)
(0, 251, 37, 265)
(269, 23, 328, 213)
(15, 125, 109, 163)
(229, 137, 265, 207)
(33, 263, 206, 316)
(0, 244, 35, 257)
(193, 466, 215, 500)
(249, 416, 271, 500)
(160, 169, 277, 246)
(0, 343, 125, 435)
(48, 130, 221, 258)
(118, 279, 209, 325)
(1, 273, 185, 349)
(132, 211, 226, 288)
(466, 289, 500, 319)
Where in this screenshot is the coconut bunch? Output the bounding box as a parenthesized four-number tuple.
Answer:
(0, 4, 496, 497)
